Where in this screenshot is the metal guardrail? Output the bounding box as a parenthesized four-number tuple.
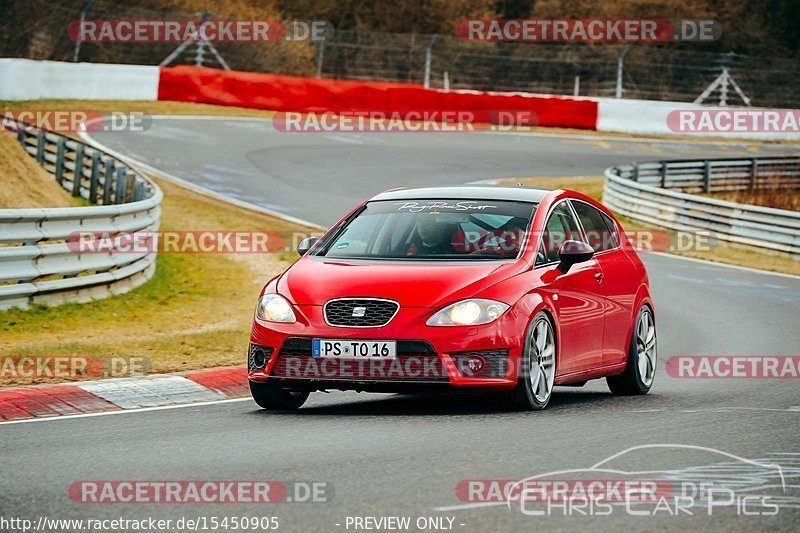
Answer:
(0, 127, 162, 310)
(603, 157, 800, 256)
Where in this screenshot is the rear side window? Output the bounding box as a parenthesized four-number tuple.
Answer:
(571, 201, 619, 252)
(599, 211, 620, 249)
(539, 201, 583, 264)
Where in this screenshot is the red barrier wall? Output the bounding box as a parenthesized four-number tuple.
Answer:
(158, 66, 598, 130)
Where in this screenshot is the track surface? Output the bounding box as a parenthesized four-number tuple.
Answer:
(3, 119, 800, 532)
(87, 118, 796, 226)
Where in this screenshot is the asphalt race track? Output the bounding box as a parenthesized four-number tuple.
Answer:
(87, 117, 796, 226)
(2, 118, 799, 532)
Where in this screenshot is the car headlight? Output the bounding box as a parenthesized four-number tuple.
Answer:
(256, 294, 297, 323)
(426, 299, 509, 326)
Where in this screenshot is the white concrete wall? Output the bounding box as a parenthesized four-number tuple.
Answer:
(0, 59, 159, 101)
(596, 97, 800, 140)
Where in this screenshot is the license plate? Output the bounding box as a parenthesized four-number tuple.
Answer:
(312, 339, 397, 359)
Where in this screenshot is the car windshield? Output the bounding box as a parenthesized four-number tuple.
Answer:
(318, 199, 536, 260)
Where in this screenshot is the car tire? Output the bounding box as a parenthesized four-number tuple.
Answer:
(506, 311, 557, 411)
(249, 381, 310, 410)
(607, 305, 656, 396)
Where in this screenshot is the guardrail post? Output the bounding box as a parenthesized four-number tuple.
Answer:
(102, 159, 115, 205)
(632, 164, 639, 181)
(54, 138, 66, 185)
(703, 160, 711, 193)
(36, 131, 45, 164)
(660, 162, 667, 188)
(114, 167, 128, 205)
(134, 181, 145, 201)
(89, 152, 101, 204)
(72, 145, 85, 197)
(750, 159, 758, 191)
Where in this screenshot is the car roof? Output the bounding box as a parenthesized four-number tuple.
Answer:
(371, 185, 553, 203)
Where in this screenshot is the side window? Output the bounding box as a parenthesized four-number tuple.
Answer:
(599, 211, 620, 249)
(571, 201, 617, 252)
(535, 241, 548, 266)
(540, 202, 583, 264)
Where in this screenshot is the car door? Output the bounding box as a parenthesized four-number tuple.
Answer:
(570, 200, 635, 367)
(536, 200, 605, 375)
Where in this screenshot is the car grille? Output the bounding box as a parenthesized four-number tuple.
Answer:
(450, 349, 510, 378)
(271, 337, 447, 381)
(324, 299, 399, 327)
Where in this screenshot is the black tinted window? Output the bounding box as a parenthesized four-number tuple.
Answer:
(572, 201, 618, 252)
(540, 202, 583, 264)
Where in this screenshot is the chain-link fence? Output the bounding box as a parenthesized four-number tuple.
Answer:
(2, 0, 799, 107)
(318, 31, 800, 107)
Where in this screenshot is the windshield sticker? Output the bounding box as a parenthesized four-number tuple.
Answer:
(394, 201, 498, 213)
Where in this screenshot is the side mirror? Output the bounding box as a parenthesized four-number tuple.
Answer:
(557, 240, 594, 274)
(297, 236, 319, 256)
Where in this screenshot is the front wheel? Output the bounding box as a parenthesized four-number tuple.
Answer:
(249, 381, 310, 410)
(506, 311, 557, 411)
(607, 305, 656, 395)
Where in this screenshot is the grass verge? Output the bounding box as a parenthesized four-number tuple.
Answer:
(706, 186, 800, 211)
(505, 176, 800, 276)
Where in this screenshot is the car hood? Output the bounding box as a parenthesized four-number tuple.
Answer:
(278, 257, 523, 308)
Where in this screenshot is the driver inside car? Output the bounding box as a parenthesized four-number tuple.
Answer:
(405, 215, 456, 256)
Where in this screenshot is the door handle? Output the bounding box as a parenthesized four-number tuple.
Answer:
(594, 270, 603, 282)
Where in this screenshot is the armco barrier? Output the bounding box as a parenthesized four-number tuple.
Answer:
(0, 128, 162, 310)
(603, 157, 800, 256)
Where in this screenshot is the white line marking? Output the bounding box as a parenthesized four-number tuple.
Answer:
(0, 397, 252, 426)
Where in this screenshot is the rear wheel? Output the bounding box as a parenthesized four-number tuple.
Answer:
(506, 312, 556, 411)
(249, 381, 310, 410)
(607, 305, 656, 395)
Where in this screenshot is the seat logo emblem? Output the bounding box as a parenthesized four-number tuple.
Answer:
(352, 306, 367, 317)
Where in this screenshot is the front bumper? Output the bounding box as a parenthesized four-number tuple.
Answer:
(248, 305, 527, 391)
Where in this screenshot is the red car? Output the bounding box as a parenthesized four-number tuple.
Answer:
(248, 186, 656, 411)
